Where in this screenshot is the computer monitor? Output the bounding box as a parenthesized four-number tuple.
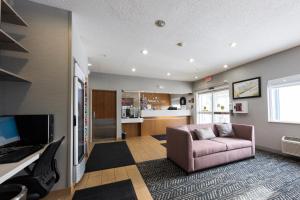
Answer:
(0, 116, 21, 147)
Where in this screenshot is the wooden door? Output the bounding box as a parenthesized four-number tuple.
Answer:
(92, 90, 116, 119)
(92, 90, 117, 140)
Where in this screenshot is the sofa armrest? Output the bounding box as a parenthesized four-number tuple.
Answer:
(232, 124, 255, 155)
(166, 127, 194, 172)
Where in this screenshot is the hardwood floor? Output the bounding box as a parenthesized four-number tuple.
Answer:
(127, 136, 166, 163)
(43, 136, 166, 200)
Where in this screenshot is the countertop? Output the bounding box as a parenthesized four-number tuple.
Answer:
(121, 118, 144, 123)
(141, 110, 191, 117)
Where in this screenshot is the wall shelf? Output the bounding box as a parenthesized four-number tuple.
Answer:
(1, 0, 28, 26)
(0, 67, 31, 83)
(233, 101, 248, 114)
(0, 29, 28, 52)
(0, 1, 30, 84)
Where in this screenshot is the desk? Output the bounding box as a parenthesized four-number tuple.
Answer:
(0, 146, 46, 184)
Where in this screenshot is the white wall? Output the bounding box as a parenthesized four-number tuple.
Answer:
(193, 46, 300, 152)
(89, 72, 193, 138)
(170, 94, 193, 109)
(170, 94, 195, 123)
(0, 0, 70, 189)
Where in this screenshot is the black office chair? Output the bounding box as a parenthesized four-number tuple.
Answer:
(5, 136, 65, 200)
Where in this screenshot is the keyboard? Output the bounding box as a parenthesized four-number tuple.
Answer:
(0, 145, 44, 164)
(0, 146, 31, 155)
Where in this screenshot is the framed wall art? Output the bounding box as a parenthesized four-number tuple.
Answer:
(232, 77, 261, 99)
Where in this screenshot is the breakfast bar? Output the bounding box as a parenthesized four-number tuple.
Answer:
(140, 110, 191, 136)
(122, 110, 191, 137)
(121, 91, 194, 137)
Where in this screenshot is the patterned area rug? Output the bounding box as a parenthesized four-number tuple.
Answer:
(137, 151, 300, 200)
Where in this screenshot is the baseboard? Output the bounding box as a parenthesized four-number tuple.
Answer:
(50, 186, 74, 195)
(255, 145, 283, 155)
(68, 185, 75, 194)
(256, 145, 300, 160)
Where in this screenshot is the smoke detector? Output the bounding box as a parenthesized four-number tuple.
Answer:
(155, 20, 166, 27)
(177, 42, 185, 47)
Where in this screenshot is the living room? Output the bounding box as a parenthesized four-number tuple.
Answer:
(0, 0, 299, 200)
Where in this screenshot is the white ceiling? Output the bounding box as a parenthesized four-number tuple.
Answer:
(30, 0, 300, 81)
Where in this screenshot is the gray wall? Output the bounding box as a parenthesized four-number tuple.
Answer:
(69, 13, 89, 186)
(0, 85, 4, 113)
(72, 14, 89, 76)
(0, 0, 71, 189)
(193, 46, 300, 152)
(89, 72, 193, 138)
(90, 73, 193, 94)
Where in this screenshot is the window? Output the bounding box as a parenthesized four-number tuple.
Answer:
(268, 74, 300, 124)
(197, 89, 230, 124)
(198, 92, 213, 124)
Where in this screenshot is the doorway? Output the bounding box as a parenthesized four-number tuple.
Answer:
(92, 90, 117, 140)
(197, 89, 230, 124)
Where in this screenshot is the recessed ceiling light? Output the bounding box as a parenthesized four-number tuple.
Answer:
(88, 63, 92, 67)
(230, 42, 237, 48)
(131, 68, 136, 72)
(157, 85, 164, 89)
(167, 72, 171, 76)
(189, 58, 195, 63)
(141, 49, 148, 55)
(194, 76, 198, 79)
(223, 64, 229, 69)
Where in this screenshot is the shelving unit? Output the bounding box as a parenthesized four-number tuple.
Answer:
(1, 0, 28, 26)
(0, 0, 30, 82)
(0, 29, 28, 52)
(0, 68, 30, 82)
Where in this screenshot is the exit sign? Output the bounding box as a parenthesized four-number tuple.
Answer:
(205, 76, 212, 82)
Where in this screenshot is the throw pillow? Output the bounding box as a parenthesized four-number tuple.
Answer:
(194, 128, 216, 140)
(216, 123, 235, 137)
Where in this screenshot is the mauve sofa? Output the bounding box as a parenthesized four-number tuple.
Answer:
(166, 124, 255, 173)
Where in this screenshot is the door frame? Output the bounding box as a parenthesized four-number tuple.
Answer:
(73, 62, 86, 183)
(90, 89, 118, 141)
(196, 86, 230, 124)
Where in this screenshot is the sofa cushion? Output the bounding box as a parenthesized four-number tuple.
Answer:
(211, 137, 252, 150)
(215, 123, 235, 137)
(186, 124, 219, 139)
(194, 128, 216, 140)
(192, 140, 227, 158)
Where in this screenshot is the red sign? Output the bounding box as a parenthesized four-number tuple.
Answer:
(205, 76, 212, 82)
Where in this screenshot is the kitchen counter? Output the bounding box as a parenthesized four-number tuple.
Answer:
(141, 110, 191, 118)
(121, 118, 144, 124)
(122, 110, 192, 137)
